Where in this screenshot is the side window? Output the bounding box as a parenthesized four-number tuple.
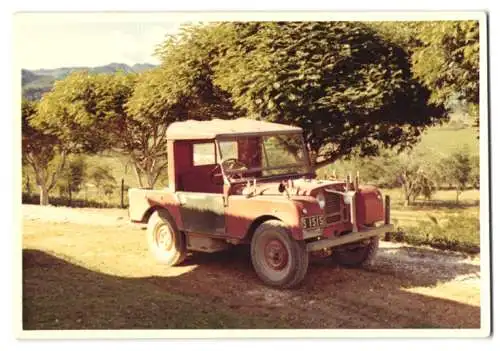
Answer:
(193, 142, 216, 166)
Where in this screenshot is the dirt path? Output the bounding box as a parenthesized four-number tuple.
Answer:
(22, 205, 481, 329)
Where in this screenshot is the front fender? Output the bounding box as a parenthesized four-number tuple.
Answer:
(226, 195, 317, 240)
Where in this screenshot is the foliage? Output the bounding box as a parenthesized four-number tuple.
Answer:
(148, 22, 447, 168)
(22, 99, 67, 205)
(438, 148, 475, 202)
(391, 150, 438, 206)
(86, 164, 117, 196)
(34, 71, 135, 153)
(387, 214, 480, 254)
(371, 21, 480, 128)
(121, 69, 173, 188)
(56, 155, 87, 198)
(324, 149, 439, 205)
(469, 153, 480, 189)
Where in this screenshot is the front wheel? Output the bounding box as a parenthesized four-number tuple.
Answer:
(330, 236, 379, 268)
(251, 220, 309, 288)
(147, 209, 186, 266)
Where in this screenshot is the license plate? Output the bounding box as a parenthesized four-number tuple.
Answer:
(302, 215, 326, 230)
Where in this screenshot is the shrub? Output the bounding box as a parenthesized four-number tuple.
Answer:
(385, 214, 480, 254)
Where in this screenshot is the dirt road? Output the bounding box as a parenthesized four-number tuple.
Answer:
(22, 205, 482, 329)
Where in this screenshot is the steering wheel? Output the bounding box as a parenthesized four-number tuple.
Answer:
(221, 158, 248, 173)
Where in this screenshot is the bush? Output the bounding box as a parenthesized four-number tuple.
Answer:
(22, 193, 124, 209)
(385, 214, 480, 254)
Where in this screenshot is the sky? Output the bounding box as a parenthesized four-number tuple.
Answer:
(14, 14, 187, 69)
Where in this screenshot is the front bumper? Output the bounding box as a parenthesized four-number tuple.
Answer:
(306, 224, 394, 252)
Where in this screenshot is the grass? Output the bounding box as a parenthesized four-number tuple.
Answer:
(384, 213, 480, 255)
(414, 124, 479, 157)
(22, 222, 289, 329)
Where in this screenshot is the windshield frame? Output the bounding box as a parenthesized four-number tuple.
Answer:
(215, 132, 312, 183)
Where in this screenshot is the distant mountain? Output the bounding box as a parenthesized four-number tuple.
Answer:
(21, 69, 41, 85)
(22, 62, 157, 100)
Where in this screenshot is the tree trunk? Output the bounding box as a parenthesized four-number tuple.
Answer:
(132, 163, 144, 188)
(26, 174, 31, 196)
(39, 185, 49, 206)
(145, 171, 155, 189)
(404, 196, 411, 207)
(68, 179, 72, 207)
(402, 183, 411, 207)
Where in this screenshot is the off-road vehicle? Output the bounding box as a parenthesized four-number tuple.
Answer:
(129, 118, 393, 288)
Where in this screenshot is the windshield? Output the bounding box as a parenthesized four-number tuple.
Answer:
(217, 133, 309, 180)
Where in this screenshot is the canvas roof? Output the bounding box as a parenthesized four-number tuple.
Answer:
(166, 118, 303, 140)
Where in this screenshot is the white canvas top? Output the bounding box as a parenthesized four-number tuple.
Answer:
(166, 118, 303, 140)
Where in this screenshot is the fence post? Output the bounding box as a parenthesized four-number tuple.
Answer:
(120, 178, 125, 208)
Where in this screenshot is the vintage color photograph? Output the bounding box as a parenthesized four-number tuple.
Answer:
(15, 12, 489, 336)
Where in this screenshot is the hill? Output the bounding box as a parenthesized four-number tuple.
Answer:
(22, 62, 156, 100)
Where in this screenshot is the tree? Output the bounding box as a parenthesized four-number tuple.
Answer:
(56, 155, 87, 203)
(22, 99, 66, 205)
(122, 69, 175, 188)
(371, 21, 480, 129)
(393, 151, 438, 207)
(86, 164, 116, 197)
(29, 71, 135, 204)
(469, 153, 480, 190)
(412, 21, 479, 120)
(151, 22, 445, 169)
(438, 148, 473, 203)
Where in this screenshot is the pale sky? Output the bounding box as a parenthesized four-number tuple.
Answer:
(15, 14, 187, 69)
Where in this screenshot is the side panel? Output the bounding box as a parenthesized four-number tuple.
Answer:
(225, 195, 304, 240)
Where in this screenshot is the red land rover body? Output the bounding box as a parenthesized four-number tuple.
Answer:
(128, 118, 393, 288)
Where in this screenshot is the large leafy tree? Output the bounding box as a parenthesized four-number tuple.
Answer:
(149, 22, 445, 169)
(22, 100, 66, 205)
(212, 22, 445, 168)
(120, 69, 173, 188)
(28, 71, 135, 204)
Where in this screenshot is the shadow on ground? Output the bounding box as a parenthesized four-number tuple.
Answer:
(23, 245, 481, 330)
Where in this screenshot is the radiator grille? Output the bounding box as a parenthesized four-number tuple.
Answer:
(325, 214, 341, 224)
(324, 192, 342, 214)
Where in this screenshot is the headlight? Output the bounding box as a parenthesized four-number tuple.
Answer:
(316, 192, 326, 209)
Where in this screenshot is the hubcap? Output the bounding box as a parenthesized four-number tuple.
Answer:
(156, 225, 173, 251)
(264, 239, 289, 270)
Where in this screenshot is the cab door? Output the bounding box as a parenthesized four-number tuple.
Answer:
(175, 141, 226, 235)
(177, 192, 225, 235)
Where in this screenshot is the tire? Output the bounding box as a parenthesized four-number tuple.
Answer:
(330, 236, 379, 268)
(147, 209, 186, 266)
(250, 220, 309, 288)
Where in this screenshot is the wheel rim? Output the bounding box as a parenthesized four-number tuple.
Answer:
(155, 224, 173, 251)
(264, 238, 289, 271)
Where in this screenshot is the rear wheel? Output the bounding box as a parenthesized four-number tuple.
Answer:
(251, 220, 309, 288)
(147, 209, 186, 266)
(330, 236, 379, 268)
